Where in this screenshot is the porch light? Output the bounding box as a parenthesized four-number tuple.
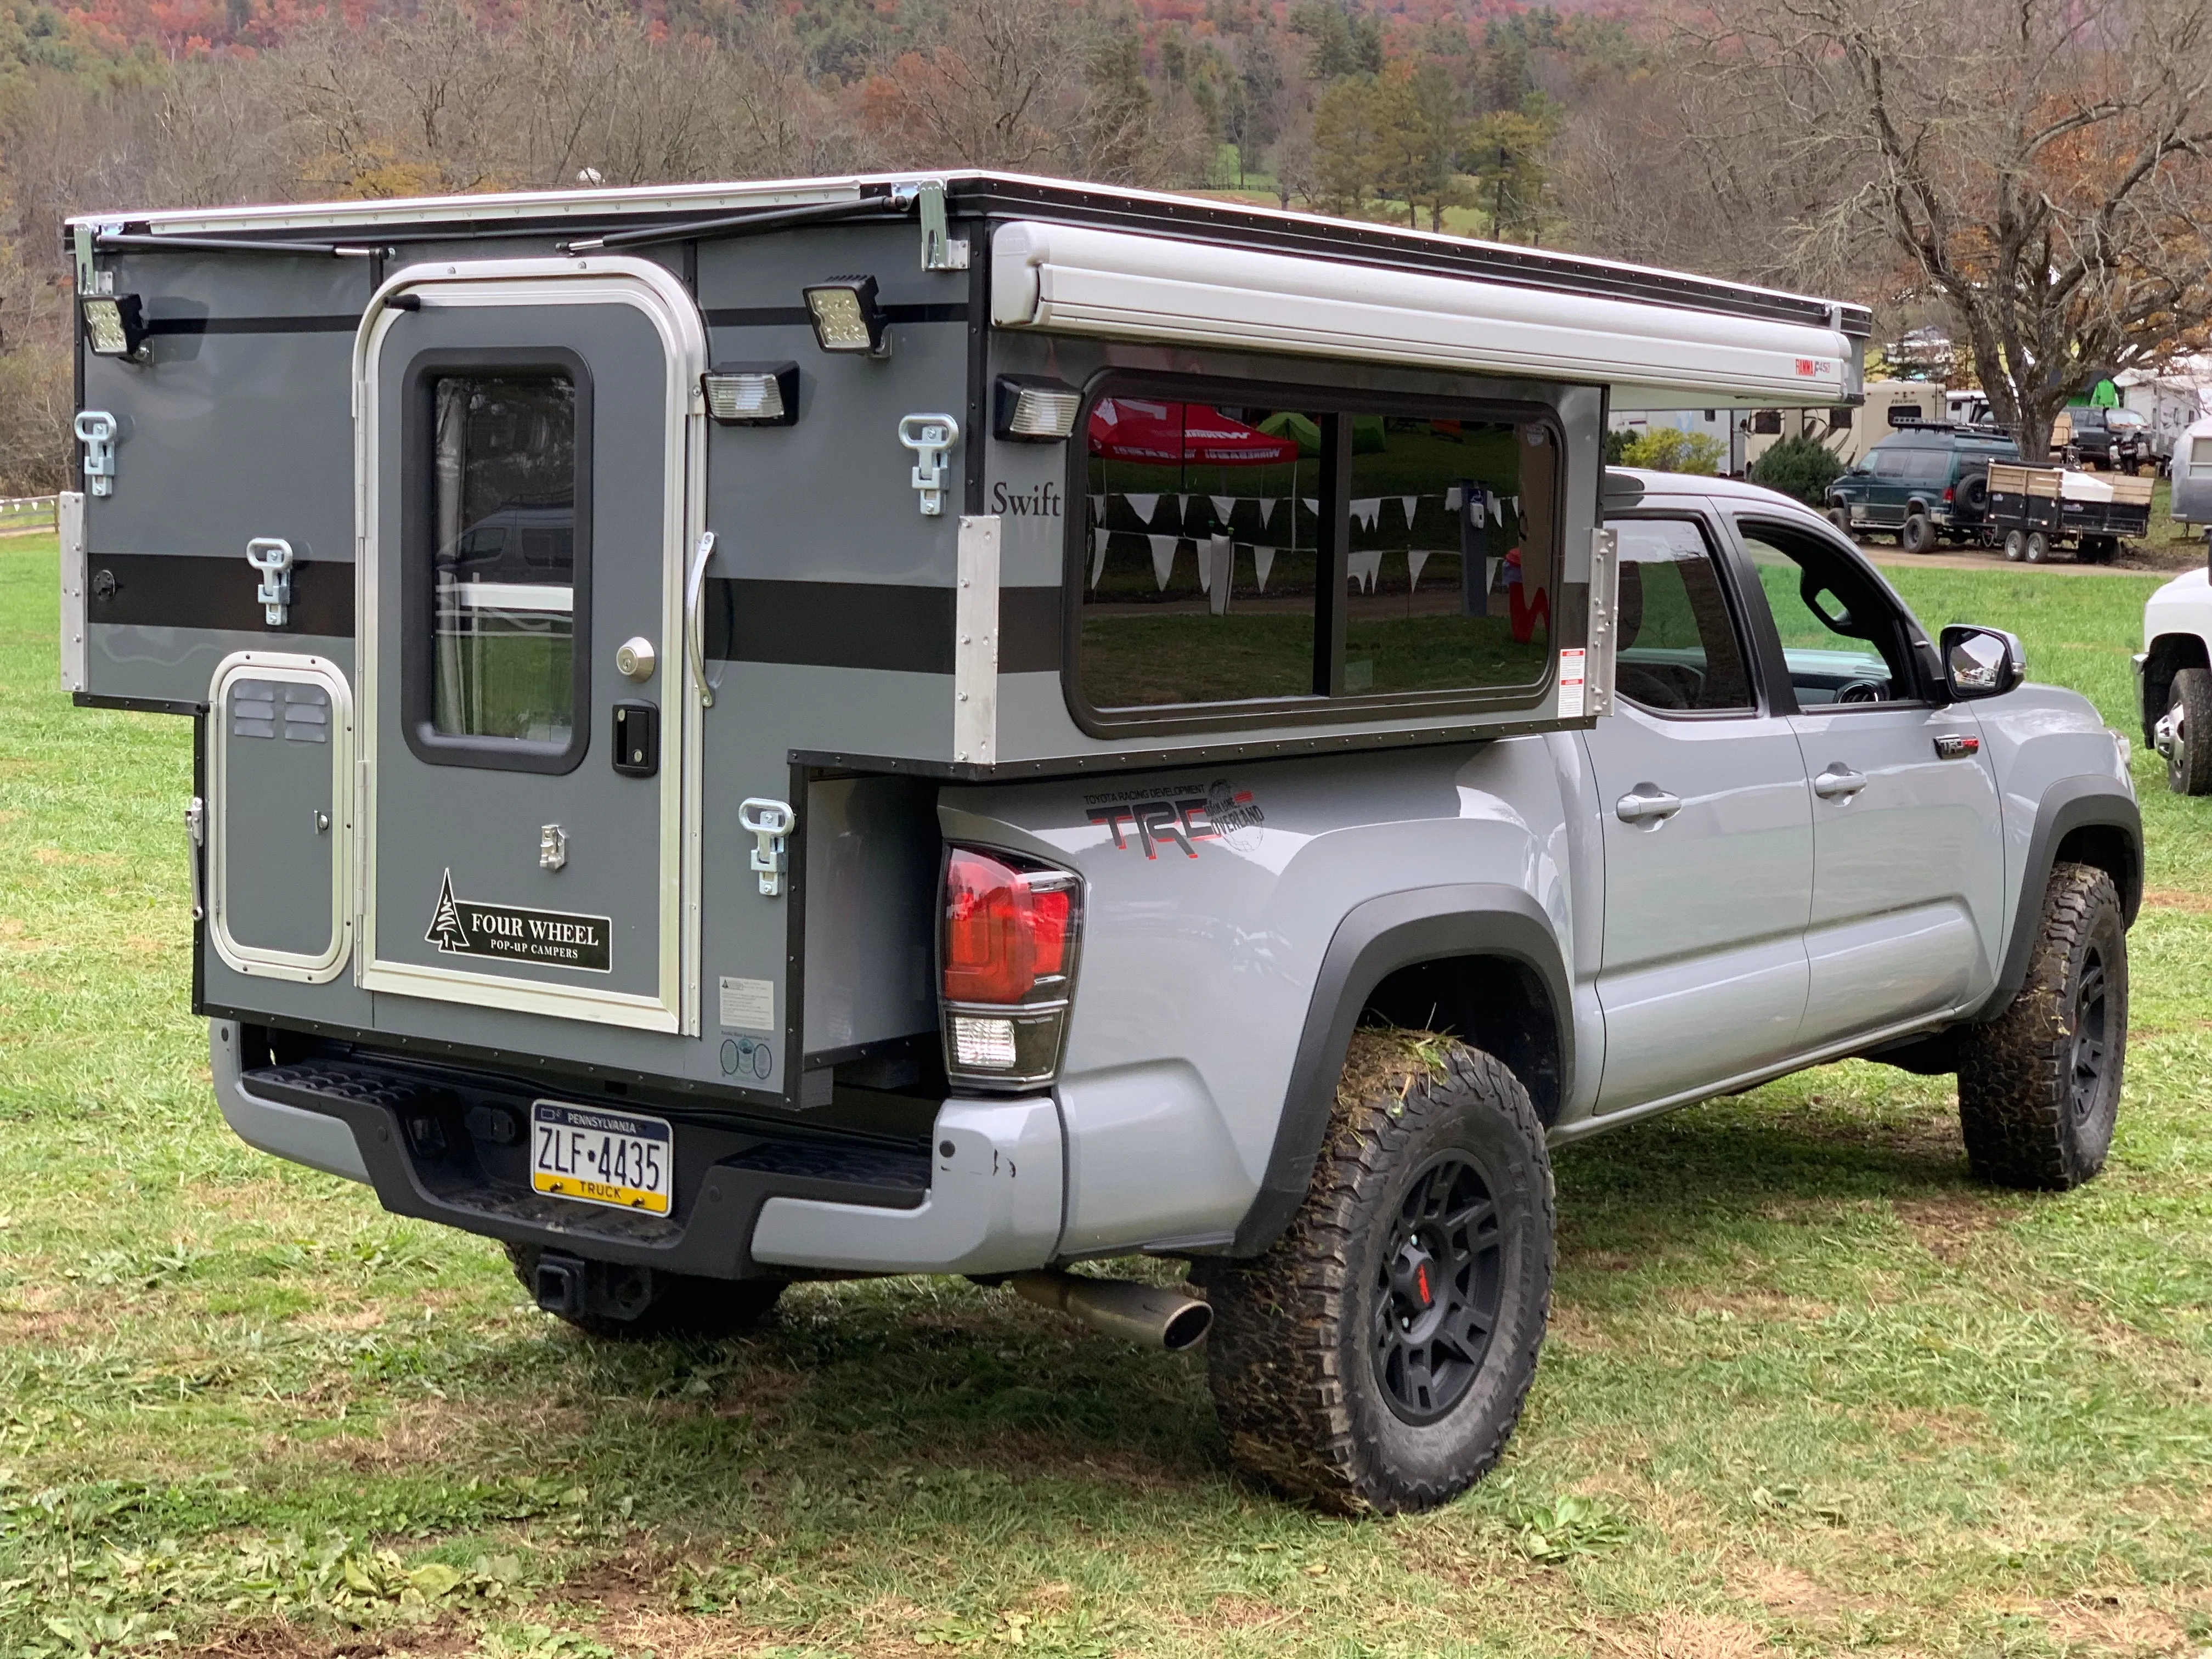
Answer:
(81, 292, 149, 359)
(701, 362, 799, 426)
(993, 376, 1082, 442)
(802, 275, 890, 357)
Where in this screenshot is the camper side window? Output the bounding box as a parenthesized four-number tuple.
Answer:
(1073, 380, 1560, 726)
(430, 374, 580, 747)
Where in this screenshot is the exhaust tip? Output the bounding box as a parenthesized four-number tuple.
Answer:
(1160, 1298, 1213, 1352)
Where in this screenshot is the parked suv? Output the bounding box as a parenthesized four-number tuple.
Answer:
(2139, 559, 2212, 792)
(1825, 425, 2019, 552)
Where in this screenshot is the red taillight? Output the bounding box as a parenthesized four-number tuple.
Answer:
(1944, 486, 1955, 502)
(943, 848, 1075, 1005)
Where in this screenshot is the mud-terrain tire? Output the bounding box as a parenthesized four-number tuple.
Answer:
(1199, 1040, 1553, 1515)
(1956, 862, 2128, 1190)
(1826, 506, 1854, 538)
(2162, 665, 2212, 795)
(505, 1243, 785, 1340)
(1900, 511, 1937, 554)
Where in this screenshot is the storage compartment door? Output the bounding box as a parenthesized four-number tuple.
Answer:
(208, 653, 355, 981)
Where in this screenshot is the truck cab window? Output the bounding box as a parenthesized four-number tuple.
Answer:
(1609, 518, 1754, 712)
(1738, 521, 1921, 706)
(431, 374, 578, 744)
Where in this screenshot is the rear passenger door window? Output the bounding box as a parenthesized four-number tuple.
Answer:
(1611, 518, 1754, 713)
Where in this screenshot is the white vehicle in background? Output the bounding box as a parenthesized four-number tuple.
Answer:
(2139, 560, 2212, 793)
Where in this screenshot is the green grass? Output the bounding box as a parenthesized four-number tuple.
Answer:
(3, 535, 2209, 1657)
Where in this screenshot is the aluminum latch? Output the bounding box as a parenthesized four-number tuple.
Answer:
(917, 180, 970, 271)
(898, 414, 960, 517)
(245, 538, 295, 626)
(74, 411, 117, 498)
(184, 794, 206, 922)
(738, 798, 795, 896)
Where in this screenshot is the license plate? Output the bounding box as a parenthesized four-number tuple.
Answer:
(530, 1101, 673, 1215)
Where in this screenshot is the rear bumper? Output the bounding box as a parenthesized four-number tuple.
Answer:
(207, 1020, 1064, 1278)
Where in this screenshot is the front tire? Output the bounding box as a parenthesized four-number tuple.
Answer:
(505, 1243, 786, 1341)
(1826, 506, 1854, 538)
(1201, 1040, 1553, 1515)
(2162, 665, 2212, 794)
(1956, 863, 2127, 1190)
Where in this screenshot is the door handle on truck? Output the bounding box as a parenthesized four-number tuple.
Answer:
(685, 529, 715, 709)
(1615, 787, 1681, 823)
(1813, 765, 1868, 800)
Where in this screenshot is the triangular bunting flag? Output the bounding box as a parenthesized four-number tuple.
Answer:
(1257, 498, 1278, 528)
(1408, 549, 1431, 591)
(1401, 495, 1420, 526)
(1252, 546, 1276, 590)
(1125, 493, 1160, 524)
(1090, 527, 1109, 589)
(1349, 549, 1383, 592)
(1089, 494, 1105, 522)
(1148, 534, 1178, 591)
(1211, 495, 1237, 524)
(1351, 497, 1381, 529)
(1444, 486, 1463, 512)
(1197, 542, 1211, 594)
(1302, 498, 1320, 517)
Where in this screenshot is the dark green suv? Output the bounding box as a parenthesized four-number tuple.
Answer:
(1824, 424, 2019, 552)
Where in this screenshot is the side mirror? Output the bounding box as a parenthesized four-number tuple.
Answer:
(1941, 624, 2025, 701)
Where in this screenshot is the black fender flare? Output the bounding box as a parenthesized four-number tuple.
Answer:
(1230, 883, 1571, 1256)
(1974, 777, 2141, 1021)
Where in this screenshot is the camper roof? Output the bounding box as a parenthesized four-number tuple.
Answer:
(66, 169, 1871, 409)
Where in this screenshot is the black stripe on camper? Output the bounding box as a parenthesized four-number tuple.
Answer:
(85, 553, 354, 635)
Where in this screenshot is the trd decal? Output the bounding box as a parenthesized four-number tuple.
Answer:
(1084, 778, 1265, 859)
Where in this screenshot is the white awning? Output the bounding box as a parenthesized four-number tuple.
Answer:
(991, 220, 1860, 409)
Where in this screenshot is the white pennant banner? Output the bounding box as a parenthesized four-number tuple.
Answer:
(1401, 495, 1420, 526)
(1257, 497, 1278, 528)
(1348, 548, 1384, 592)
(1407, 549, 1431, 591)
(1351, 497, 1381, 529)
(1252, 546, 1276, 590)
(1211, 494, 1238, 524)
(1124, 493, 1160, 524)
(1148, 534, 1179, 591)
(1091, 527, 1110, 589)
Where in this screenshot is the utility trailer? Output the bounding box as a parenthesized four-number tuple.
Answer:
(1986, 460, 2153, 563)
(59, 172, 1902, 1510)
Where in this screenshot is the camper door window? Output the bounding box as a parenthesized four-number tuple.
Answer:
(430, 373, 580, 748)
(1070, 375, 1561, 732)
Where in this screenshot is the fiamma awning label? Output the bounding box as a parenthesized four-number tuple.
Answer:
(425, 870, 612, 973)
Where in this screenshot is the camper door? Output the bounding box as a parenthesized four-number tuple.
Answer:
(354, 259, 706, 1034)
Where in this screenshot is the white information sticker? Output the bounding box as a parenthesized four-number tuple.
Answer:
(1557, 647, 1588, 718)
(718, 975, 775, 1031)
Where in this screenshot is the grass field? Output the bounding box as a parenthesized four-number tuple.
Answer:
(2, 534, 2208, 1658)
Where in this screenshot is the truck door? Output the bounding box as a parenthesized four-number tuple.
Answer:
(355, 259, 704, 1034)
(1584, 511, 1813, 1110)
(1731, 518, 2004, 1047)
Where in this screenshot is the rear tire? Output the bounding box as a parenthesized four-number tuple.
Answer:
(2002, 529, 2027, 561)
(2162, 665, 2212, 794)
(1956, 863, 2127, 1191)
(1900, 511, 1937, 554)
(505, 1243, 786, 1341)
(2080, 535, 2117, 565)
(1200, 1040, 1553, 1515)
(2025, 530, 2050, 562)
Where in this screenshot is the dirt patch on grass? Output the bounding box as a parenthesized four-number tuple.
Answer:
(1664, 1289, 1836, 1324)
(187, 1615, 472, 1658)
(1580, 1611, 1775, 1658)
(325, 1396, 591, 1474)
(2141, 887, 2212, 915)
(2039, 1589, 2194, 1655)
(1891, 1194, 2025, 1264)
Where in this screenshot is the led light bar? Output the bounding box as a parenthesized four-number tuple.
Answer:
(802, 275, 890, 357)
(994, 375, 1082, 442)
(701, 361, 800, 426)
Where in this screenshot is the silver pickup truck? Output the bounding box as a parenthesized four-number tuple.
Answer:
(60, 172, 2138, 1515)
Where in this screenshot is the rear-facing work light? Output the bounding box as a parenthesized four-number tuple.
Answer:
(81, 292, 149, 359)
(993, 375, 1082, 442)
(701, 361, 800, 426)
(802, 275, 890, 357)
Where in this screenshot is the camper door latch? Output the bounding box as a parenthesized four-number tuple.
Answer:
(898, 414, 960, 517)
(738, 798, 795, 897)
(917, 180, 970, 271)
(75, 411, 118, 498)
(245, 538, 295, 626)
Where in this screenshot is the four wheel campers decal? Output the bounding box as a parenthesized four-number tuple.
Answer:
(425, 870, 612, 972)
(1085, 778, 1265, 859)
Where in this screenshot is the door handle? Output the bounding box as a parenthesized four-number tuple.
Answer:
(1813, 766, 1868, 800)
(684, 529, 716, 709)
(1615, 787, 1682, 823)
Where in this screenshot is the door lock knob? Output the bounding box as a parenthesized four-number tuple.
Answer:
(615, 636, 656, 682)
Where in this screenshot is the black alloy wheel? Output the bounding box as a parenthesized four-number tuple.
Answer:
(1372, 1153, 1503, 1423)
(2068, 946, 2113, 1131)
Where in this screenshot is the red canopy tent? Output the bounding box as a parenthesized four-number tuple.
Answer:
(1088, 399, 1301, 467)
